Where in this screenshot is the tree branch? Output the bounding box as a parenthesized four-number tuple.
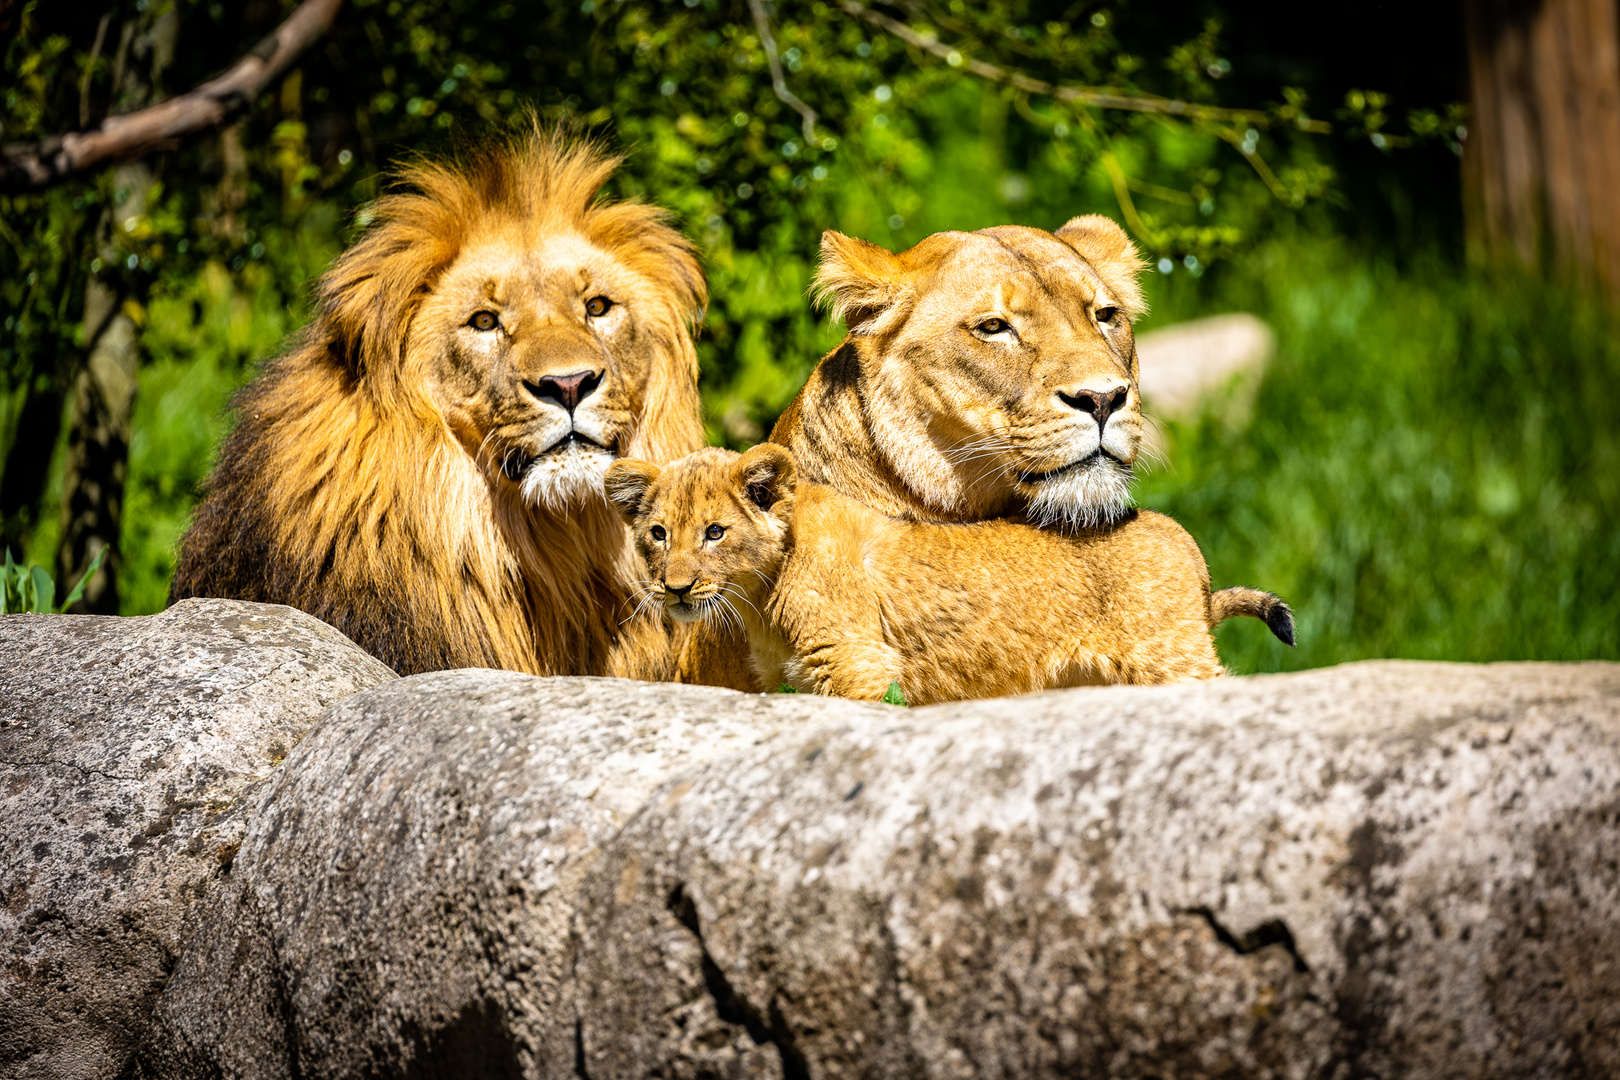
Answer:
(0, 0, 344, 192)
(748, 0, 819, 144)
(840, 0, 1331, 134)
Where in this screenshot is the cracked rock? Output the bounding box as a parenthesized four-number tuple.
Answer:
(0, 599, 395, 1079)
(137, 660, 1620, 1079)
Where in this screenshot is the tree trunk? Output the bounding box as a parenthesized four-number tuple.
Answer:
(55, 11, 177, 612)
(1463, 0, 1620, 302)
(56, 190, 144, 613)
(0, 367, 66, 559)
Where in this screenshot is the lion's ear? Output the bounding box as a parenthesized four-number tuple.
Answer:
(813, 231, 913, 335)
(1054, 215, 1149, 320)
(603, 459, 662, 523)
(734, 444, 797, 513)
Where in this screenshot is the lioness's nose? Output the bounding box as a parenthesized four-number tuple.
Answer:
(666, 581, 694, 600)
(1058, 384, 1130, 428)
(527, 369, 603, 414)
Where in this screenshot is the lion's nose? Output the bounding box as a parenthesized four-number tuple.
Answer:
(666, 580, 694, 600)
(1058, 384, 1130, 428)
(527, 369, 603, 414)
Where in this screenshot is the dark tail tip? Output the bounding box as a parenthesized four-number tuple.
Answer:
(1266, 600, 1297, 647)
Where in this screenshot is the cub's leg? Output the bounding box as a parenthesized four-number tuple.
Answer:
(787, 639, 906, 701)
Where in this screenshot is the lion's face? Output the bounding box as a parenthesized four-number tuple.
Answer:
(812, 216, 1147, 527)
(412, 228, 685, 510)
(604, 446, 794, 626)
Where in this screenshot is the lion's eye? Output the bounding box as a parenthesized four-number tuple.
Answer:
(585, 296, 614, 318)
(650, 525, 666, 542)
(469, 311, 499, 332)
(1096, 306, 1119, 324)
(976, 318, 1010, 335)
(705, 524, 725, 541)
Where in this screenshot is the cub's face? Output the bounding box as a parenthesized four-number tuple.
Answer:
(603, 446, 796, 624)
(816, 217, 1147, 527)
(411, 225, 689, 511)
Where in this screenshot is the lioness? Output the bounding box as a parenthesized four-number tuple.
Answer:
(772, 215, 1149, 530)
(605, 445, 1294, 704)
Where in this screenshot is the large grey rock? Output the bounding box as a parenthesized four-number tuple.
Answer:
(0, 599, 395, 1079)
(145, 661, 1620, 1079)
(144, 672, 837, 1079)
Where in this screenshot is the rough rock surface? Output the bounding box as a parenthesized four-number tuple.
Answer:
(144, 660, 1620, 1079)
(0, 599, 395, 1080)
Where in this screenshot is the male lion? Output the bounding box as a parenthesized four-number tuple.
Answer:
(170, 131, 705, 677)
(772, 216, 1148, 529)
(605, 445, 1295, 704)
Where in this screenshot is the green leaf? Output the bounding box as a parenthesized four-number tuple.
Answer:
(30, 566, 54, 614)
(776, 683, 798, 693)
(59, 547, 106, 612)
(881, 680, 908, 707)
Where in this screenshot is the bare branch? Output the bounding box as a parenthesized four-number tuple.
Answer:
(748, 0, 819, 145)
(1, 0, 344, 192)
(78, 15, 111, 130)
(841, 0, 1331, 134)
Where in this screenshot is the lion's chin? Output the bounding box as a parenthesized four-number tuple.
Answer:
(517, 442, 616, 511)
(1020, 454, 1135, 531)
(665, 603, 705, 624)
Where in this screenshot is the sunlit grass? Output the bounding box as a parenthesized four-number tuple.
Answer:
(1137, 236, 1620, 671)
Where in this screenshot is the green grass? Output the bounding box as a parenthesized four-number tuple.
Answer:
(1136, 236, 1620, 672)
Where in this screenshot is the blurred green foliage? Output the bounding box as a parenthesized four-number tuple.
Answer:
(2, 546, 103, 613)
(2, 0, 1613, 669)
(1142, 238, 1620, 671)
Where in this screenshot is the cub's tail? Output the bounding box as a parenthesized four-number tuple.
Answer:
(1210, 586, 1296, 647)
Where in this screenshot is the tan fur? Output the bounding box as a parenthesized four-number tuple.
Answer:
(774, 217, 1151, 530)
(607, 446, 1294, 704)
(171, 129, 705, 677)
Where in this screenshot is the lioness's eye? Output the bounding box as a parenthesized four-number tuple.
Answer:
(1096, 306, 1118, 324)
(585, 296, 614, 318)
(705, 524, 725, 541)
(469, 311, 499, 332)
(651, 525, 666, 541)
(976, 318, 1010, 335)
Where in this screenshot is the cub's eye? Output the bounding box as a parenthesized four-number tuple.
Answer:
(469, 311, 500, 332)
(976, 318, 1011, 335)
(705, 524, 726, 541)
(650, 525, 666, 542)
(1095, 306, 1119, 325)
(585, 295, 614, 318)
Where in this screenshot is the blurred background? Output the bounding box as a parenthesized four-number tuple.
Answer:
(2, 0, 1617, 671)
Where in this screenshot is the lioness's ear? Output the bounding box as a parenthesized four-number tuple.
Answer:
(813, 231, 912, 335)
(1054, 215, 1149, 320)
(733, 444, 797, 513)
(603, 459, 662, 524)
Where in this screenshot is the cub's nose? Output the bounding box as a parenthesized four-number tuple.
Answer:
(527, 369, 604, 414)
(1057, 384, 1130, 428)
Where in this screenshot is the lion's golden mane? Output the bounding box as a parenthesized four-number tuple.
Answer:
(170, 132, 706, 676)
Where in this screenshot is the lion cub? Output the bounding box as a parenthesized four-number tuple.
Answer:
(605, 445, 1294, 704)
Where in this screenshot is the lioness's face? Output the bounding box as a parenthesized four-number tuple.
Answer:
(818, 218, 1146, 527)
(603, 446, 795, 625)
(413, 226, 682, 510)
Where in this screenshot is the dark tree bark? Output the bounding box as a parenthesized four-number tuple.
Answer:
(53, 8, 180, 613)
(56, 163, 149, 614)
(1463, 0, 1620, 302)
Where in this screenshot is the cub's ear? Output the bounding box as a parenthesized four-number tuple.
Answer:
(813, 230, 912, 335)
(603, 459, 662, 524)
(1053, 215, 1149, 320)
(733, 444, 797, 513)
